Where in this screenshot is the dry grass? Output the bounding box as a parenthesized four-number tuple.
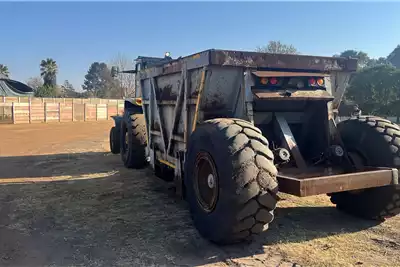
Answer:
(0, 122, 399, 267)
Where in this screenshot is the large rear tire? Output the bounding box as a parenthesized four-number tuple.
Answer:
(330, 116, 400, 219)
(120, 113, 148, 169)
(109, 126, 120, 154)
(184, 118, 279, 244)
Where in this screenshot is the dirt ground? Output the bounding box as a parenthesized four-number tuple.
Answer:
(0, 121, 399, 267)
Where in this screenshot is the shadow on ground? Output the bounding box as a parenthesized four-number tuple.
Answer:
(0, 152, 119, 179)
(0, 152, 382, 267)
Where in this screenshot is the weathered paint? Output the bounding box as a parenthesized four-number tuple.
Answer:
(137, 49, 358, 79)
(210, 50, 358, 72)
(278, 167, 398, 197)
(134, 49, 392, 198)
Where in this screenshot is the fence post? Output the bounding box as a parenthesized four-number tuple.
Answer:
(12, 102, 15, 124)
(44, 102, 47, 122)
(96, 104, 98, 121)
(29, 98, 32, 124)
(2, 96, 5, 103)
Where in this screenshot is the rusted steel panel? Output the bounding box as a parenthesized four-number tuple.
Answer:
(278, 168, 397, 197)
(139, 50, 211, 79)
(210, 50, 358, 72)
(138, 49, 357, 80)
(252, 71, 331, 77)
(199, 66, 243, 120)
(253, 89, 334, 101)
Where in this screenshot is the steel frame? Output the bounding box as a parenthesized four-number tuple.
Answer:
(133, 51, 396, 198)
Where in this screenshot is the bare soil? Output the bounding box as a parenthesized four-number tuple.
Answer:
(0, 121, 399, 267)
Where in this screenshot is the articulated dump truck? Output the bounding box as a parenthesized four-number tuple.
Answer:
(109, 49, 400, 245)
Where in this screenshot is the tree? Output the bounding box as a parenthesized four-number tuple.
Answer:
(34, 85, 58, 97)
(0, 64, 10, 78)
(40, 58, 58, 86)
(366, 57, 391, 68)
(345, 64, 400, 116)
(82, 62, 121, 98)
(387, 45, 400, 68)
(62, 80, 75, 91)
(109, 53, 136, 97)
(60, 80, 77, 97)
(256, 41, 299, 54)
(26, 76, 43, 91)
(335, 50, 371, 69)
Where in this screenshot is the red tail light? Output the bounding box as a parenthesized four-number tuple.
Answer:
(270, 77, 278, 85)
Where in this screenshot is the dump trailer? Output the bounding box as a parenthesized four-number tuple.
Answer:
(109, 50, 400, 245)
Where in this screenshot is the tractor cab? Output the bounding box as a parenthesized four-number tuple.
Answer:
(111, 52, 173, 77)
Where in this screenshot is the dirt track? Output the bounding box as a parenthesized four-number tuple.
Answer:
(0, 122, 399, 267)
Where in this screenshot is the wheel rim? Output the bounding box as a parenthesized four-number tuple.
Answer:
(193, 151, 219, 213)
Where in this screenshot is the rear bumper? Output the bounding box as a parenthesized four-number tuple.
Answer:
(278, 167, 399, 197)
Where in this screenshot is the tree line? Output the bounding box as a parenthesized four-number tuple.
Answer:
(0, 53, 135, 99)
(1, 42, 400, 115)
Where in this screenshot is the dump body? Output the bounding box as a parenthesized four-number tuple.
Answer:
(137, 49, 357, 111)
(134, 49, 397, 197)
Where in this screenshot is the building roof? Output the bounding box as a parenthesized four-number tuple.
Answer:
(0, 78, 34, 97)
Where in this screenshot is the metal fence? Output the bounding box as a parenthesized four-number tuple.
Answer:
(0, 96, 124, 124)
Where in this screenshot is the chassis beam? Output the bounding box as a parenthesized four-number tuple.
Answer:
(278, 167, 399, 197)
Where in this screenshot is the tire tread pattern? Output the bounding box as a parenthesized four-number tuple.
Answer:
(331, 116, 400, 219)
(204, 118, 278, 243)
(110, 126, 120, 154)
(122, 113, 147, 169)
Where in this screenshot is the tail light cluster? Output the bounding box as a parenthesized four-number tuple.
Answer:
(260, 77, 280, 85)
(308, 77, 325, 87)
(259, 77, 325, 88)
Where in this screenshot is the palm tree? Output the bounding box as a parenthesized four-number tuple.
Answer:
(0, 64, 10, 78)
(40, 58, 58, 86)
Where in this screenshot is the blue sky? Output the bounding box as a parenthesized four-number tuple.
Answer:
(1, 1, 400, 90)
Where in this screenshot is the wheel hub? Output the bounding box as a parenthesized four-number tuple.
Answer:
(207, 174, 215, 189)
(194, 151, 219, 213)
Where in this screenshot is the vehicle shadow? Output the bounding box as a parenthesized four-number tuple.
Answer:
(0, 152, 382, 267)
(0, 152, 120, 179)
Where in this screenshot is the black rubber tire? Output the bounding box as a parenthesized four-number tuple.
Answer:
(109, 126, 120, 154)
(120, 113, 147, 169)
(184, 118, 279, 244)
(330, 116, 400, 219)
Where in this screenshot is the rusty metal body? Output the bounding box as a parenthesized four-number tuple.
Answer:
(132, 49, 398, 197)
